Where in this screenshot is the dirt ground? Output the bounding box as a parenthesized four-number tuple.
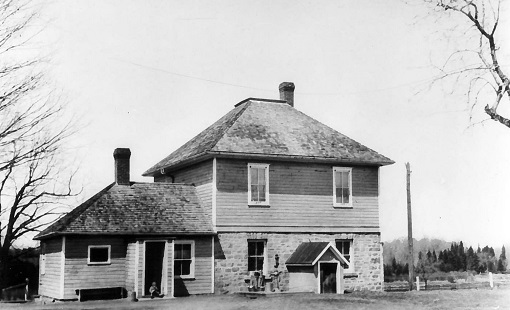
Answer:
(2, 287, 510, 310)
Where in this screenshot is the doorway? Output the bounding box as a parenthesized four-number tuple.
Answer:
(319, 263, 337, 294)
(144, 241, 166, 296)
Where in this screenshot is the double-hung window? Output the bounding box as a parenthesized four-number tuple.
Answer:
(88, 245, 111, 265)
(336, 239, 353, 272)
(174, 241, 195, 278)
(333, 167, 352, 207)
(248, 164, 269, 205)
(248, 240, 266, 274)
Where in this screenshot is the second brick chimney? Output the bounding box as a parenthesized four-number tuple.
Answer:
(279, 82, 295, 107)
(113, 148, 131, 185)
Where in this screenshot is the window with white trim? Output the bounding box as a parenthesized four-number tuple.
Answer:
(174, 240, 195, 278)
(40, 254, 46, 275)
(88, 245, 111, 265)
(248, 164, 269, 205)
(248, 240, 267, 274)
(40, 243, 46, 274)
(336, 239, 353, 272)
(333, 167, 352, 207)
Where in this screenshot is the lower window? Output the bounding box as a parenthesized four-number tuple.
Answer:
(88, 245, 111, 264)
(335, 239, 353, 272)
(248, 240, 266, 274)
(174, 241, 195, 278)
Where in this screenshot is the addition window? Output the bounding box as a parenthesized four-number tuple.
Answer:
(40, 255, 46, 275)
(248, 240, 267, 274)
(40, 243, 46, 274)
(333, 167, 352, 207)
(248, 164, 269, 205)
(336, 239, 353, 272)
(88, 245, 111, 265)
(174, 240, 195, 278)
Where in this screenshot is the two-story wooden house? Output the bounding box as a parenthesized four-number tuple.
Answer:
(34, 82, 393, 300)
(142, 82, 394, 294)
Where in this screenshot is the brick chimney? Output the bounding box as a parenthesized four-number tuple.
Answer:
(113, 148, 131, 185)
(279, 82, 295, 107)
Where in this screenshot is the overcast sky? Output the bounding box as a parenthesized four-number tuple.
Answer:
(25, 0, 510, 248)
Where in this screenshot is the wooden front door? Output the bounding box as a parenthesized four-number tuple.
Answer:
(320, 263, 337, 294)
(144, 241, 166, 296)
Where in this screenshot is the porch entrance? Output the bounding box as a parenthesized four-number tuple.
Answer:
(319, 263, 337, 294)
(144, 241, 165, 296)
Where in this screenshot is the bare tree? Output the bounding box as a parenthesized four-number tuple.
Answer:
(0, 0, 76, 290)
(421, 0, 509, 128)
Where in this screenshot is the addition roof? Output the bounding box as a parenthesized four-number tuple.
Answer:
(143, 98, 394, 176)
(34, 182, 214, 240)
(285, 242, 349, 266)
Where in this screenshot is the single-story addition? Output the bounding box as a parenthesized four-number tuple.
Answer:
(34, 149, 215, 301)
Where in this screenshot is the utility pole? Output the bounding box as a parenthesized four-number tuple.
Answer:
(406, 162, 414, 291)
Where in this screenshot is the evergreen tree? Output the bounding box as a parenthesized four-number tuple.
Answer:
(466, 246, 479, 271)
(384, 264, 393, 278)
(391, 257, 399, 276)
(426, 250, 433, 263)
(472, 248, 480, 271)
(497, 245, 507, 273)
(489, 247, 496, 258)
(459, 241, 467, 271)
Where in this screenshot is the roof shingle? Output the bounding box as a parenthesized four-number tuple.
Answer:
(144, 99, 393, 176)
(34, 182, 214, 240)
(286, 242, 349, 266)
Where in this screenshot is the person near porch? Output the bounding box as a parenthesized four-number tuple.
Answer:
(149, 282, 163, 298)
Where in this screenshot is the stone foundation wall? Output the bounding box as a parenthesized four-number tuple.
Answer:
(214, 232, 383, 294)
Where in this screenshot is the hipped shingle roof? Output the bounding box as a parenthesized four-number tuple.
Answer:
(144, 99, 393, 176)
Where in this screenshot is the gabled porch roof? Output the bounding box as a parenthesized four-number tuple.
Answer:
(285, 242, 349, 266)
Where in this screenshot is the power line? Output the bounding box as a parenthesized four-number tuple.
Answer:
(112, 57, 448, 97)
(112, 58, 274, 92)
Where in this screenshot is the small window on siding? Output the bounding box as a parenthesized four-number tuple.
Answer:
(40, 243, 46, 275)
(174, 241, 195, 278)
(333, 167, 352, 207)
(88, 245, 111, 265)
(248, 164, 269, 205)
(335, 239, 353, 272)
(40, 255, 46, 275)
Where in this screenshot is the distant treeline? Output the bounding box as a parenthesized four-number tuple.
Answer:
(384, 241, 507, 278)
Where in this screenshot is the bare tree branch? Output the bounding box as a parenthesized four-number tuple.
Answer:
(420, 0, 510, 128)
(0, 0, 79, 290)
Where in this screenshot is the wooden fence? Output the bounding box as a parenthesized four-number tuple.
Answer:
(384, 273, 510, 292)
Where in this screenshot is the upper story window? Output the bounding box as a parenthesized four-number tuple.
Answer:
(248, 164, 269, 205)
(174, 240, 195, 278)
(88, 245, 111, 265)
(333, 167, 352, 207)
